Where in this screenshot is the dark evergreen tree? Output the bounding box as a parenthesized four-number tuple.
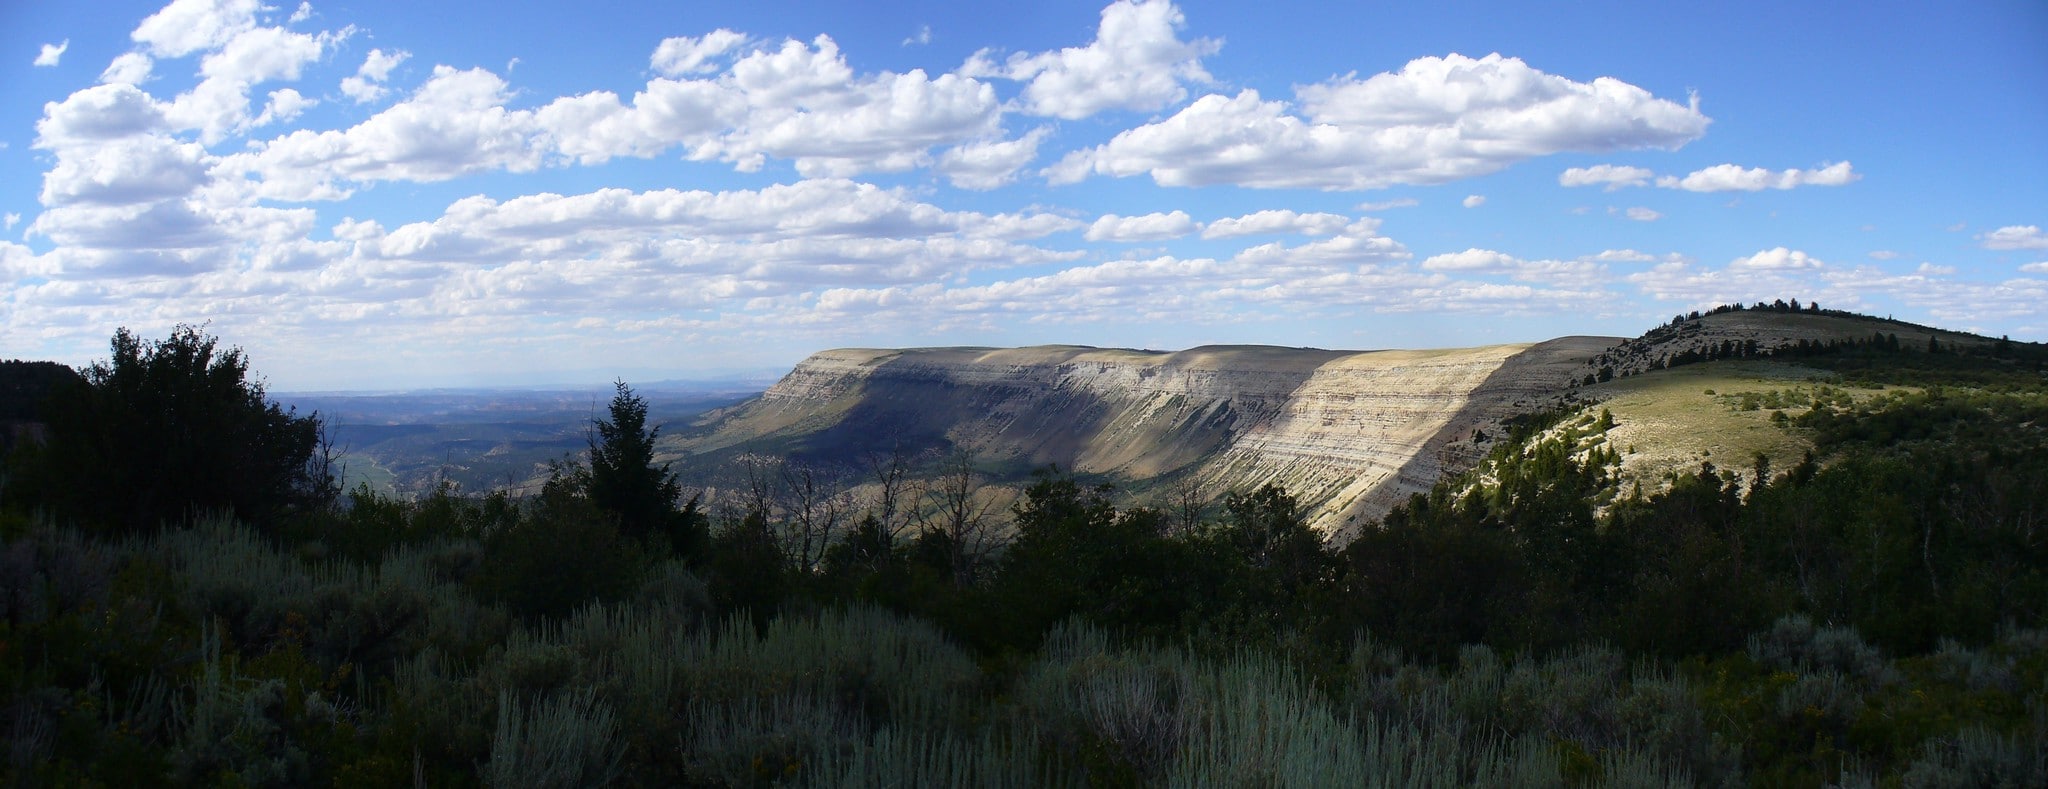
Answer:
(988, 468, 1203, 647)
(708, 508, 787, 632)
(0, 360, 82, 459)
(7, 326, 334, 534)
(0, 360, 80, 422)
(585, 380, 702, 557)
(479, 485, 645, 621)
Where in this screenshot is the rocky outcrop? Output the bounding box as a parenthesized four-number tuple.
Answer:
(678, 338, 1619, 536)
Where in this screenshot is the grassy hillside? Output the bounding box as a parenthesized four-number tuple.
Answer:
(1585, 360, 1885, 489)
(1562, 306, 2045, 494)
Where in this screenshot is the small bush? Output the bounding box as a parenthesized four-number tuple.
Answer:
(476, 495, 646, 621)
(483, 687, 623, 789)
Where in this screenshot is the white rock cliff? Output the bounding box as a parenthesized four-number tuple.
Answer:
(683, 338, 1619, 537)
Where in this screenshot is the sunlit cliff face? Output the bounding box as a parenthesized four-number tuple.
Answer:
(684, 337, 1615, 537)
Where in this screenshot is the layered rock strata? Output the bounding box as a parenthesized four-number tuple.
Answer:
(682, 338, 1618, 536)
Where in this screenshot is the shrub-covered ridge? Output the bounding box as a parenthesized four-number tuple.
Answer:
(1, 322, 2043, 786)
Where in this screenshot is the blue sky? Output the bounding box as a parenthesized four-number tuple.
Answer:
(3, 0, 2044, 390)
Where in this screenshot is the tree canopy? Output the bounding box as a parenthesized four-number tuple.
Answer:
(584, 380, 700, 557)
(5, 325, 334, 533)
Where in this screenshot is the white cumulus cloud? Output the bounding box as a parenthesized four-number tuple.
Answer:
(224, 66, 550, 201)
(651, 29, 748, 76)
(151, 21, 349, 144)
(131, 0, 263, 58)
(1594, 249, 1657, 263)
(36, 83, 168, 146)
(1462, 195, 1486, 208)
(341, 48, 410, 103)
(581, 35, 1003, 178)
(1422, 249, 1517, 272)
(715, 49, 1001, 177)
(1085, 210, 1198, 241)
(1623, 206, 1660, 222)
(936, 129, 1049, 190)
(38, 135, 212, 207)
(1417, 248, 1605, 287)
(211, 28, 1012, 195)
(532, 78, 744, 166)
(1559, 164, 1653, 190)
(100, 53, 155, 84)
(1656, 161, 1858, 192)
(963, 0, 1218, 120)
(0, 241, 53, 279)
(1056, 53, 1707, 190)
(1729, 247, 1823, 271)
(1980, 225, 2048, 250)
(252, 88, 313, 127)
(36, 40, 70, 67)
(1201, 209, 1350, 239)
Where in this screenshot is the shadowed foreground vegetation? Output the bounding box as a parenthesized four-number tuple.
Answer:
(1, 324, 2044, 786)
